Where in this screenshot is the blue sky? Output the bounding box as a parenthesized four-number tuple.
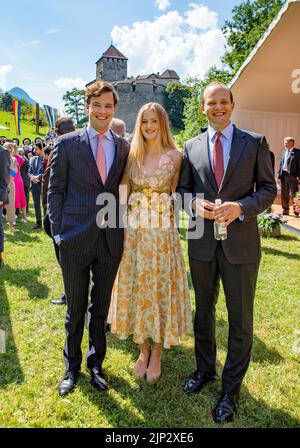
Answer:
(0, 0, 243, 112)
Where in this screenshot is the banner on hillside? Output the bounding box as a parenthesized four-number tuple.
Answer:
(12, 100, 21, 136)
(43, 104, 54, 128)
(53, 108, 59, 124)
(34, 103, 40, 134)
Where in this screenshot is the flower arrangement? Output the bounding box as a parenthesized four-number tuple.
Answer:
(293, 193, 300, 217)
(257, 207, 288, 237)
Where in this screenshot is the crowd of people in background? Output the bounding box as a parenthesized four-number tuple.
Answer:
(0, 135, 50, 232)
(0, 115, 129, 270)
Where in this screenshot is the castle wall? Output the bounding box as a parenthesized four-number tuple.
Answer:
(115, 83, 167, 133)
(159, 78, 179, 86)
(96, 58, 127, 83)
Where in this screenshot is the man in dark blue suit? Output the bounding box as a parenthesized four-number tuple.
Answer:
(48, 81, 129, 396)
(28, 142, 44, 229)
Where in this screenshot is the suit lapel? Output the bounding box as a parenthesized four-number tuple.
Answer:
(192, 131, 218, 193)
(79, 127, 103, 185)
(219, 126, 247, 192)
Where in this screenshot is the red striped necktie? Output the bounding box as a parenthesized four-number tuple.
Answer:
(213, 131, 224, 188)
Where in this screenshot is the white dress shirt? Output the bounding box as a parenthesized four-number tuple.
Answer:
(282, 147, 294, 172)
(207, 122, 234, 174)
(86, 124, 116, 175)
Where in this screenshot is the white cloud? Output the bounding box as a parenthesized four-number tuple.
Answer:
(0, 65, 13, 76)
(0, 64, 13, 90)
(111, 3, 226, 81)
(15, 40, 40, 49)
(155, 0, 171, 11)
(45, 28, 61, 35)
(184, 3, 218, 30)
(54, 77, 86, 90)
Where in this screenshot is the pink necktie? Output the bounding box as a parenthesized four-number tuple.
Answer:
(96, 134, 107, 184)
(213, 131, 224, 188)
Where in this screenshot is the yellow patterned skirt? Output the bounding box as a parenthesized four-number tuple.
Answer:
(109, 198, 192, 349)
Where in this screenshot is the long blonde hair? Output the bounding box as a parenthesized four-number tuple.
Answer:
(128, 103, 176, 177)
(3, 142, 18, 155)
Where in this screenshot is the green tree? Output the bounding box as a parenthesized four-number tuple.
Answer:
(1, 92, 13, 112)
(20, 99, 33, 121)
(165, 82, 191, 130)
(222, 0, 284, 75)
(176, 66, 232, 147)
(63, 88, 86, 126)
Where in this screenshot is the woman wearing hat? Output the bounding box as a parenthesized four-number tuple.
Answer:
(12, 138, 20, 147)
(22, 138, 32, 157)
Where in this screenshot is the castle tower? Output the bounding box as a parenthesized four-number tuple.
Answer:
(96, 44, 128, 83)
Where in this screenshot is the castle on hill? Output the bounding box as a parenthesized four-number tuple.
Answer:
(87, 44, 180, 132)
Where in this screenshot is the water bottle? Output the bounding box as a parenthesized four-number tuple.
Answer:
(214, 199, 227, 240)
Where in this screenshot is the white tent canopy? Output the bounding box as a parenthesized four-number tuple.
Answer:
(230, 0, 300, 170)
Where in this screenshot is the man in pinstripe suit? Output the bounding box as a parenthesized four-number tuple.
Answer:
(48, 81, 129, 396)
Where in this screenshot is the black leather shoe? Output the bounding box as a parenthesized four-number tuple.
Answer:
(58, 371, 80, 397)
(51, 295, 67, 305)
(32, 224, 42, 229)
(89, 367, 109, 392)
(184, 370, 216, 394)
(212, 393, 239, 424)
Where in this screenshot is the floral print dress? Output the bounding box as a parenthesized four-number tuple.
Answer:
(109, 150, 192, 348)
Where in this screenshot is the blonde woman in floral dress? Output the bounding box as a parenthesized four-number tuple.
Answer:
(109, 103, 192, 383)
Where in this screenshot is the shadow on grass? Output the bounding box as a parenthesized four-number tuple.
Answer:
(216, 317, 284, 365)
(261, 246, 300, 260)
(273, 234, 299, 242)
(0, 271, 24, 388)
(76, 338, 299, 428)
(4, 225, 43, 246)
(76, 329, 298, 428)
(1, 264, 49, 301)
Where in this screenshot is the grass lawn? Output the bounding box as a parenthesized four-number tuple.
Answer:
(0, 202, 299, 428)
(0, 111, 47, 142)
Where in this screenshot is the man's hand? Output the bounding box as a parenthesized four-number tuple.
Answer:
(193, 198, 215, 220)
(0, 201, 3, 206)
(214, 202, 242, 227)
(32, 176, 40, 184)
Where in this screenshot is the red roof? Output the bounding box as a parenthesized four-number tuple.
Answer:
(160, 69, 180, 79)
(99, 45, 128, 61)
